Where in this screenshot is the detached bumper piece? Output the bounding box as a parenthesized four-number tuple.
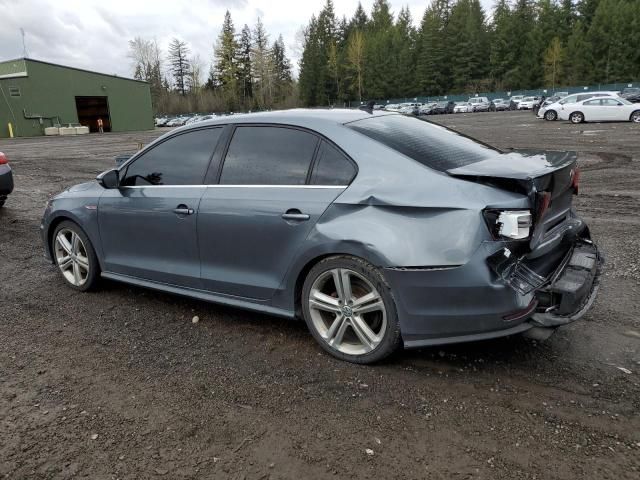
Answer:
(533, 241, 602, 327)
(489, 240, 602, 328)
(487, 248, 547, 295)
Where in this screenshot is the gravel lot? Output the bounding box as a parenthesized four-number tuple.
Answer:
(1, 111, 639, 479)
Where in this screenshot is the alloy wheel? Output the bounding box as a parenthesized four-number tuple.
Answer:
(545, 110, 557, 121)
(631, 111, 640, 123)
(570, 112, 583, 124)
(308, 268, 387, 356)
(54, 228, 90, 286)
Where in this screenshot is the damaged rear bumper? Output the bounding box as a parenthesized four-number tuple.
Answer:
(384, 221, 602, 349)
(488, 234, 602, 328)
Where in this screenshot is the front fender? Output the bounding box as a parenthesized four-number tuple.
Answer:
(42, 201, 103, 268)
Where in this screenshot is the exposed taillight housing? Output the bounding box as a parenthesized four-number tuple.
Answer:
(0, 152, 7, 165)
(484, 209, 532, 240)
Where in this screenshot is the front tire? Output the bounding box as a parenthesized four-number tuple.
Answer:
(544, 110, 557, 121)
(630, 110, 640, 123)
(301, 256, 402, 364)
(570, 112, 584, 124)
(52, 221, 100, 291)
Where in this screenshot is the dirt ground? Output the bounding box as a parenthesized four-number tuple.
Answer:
(1, 111, 639, 479)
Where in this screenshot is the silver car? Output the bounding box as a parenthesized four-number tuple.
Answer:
(41, 110, 602, 363)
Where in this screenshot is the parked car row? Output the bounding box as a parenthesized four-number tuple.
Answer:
(537, 91, 640, 123)
(155, 113, 228, 127)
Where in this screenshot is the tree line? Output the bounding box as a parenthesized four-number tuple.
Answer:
(128, 11, 296, 114)
(299, 0, 640, 106)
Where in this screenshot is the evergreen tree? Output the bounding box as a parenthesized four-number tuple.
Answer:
(489, 0, 513, 89)
(272, 35, 293, 104)
(210, 11, 239, 108)
(364, 0, 396, 98)
(448, 0, 489, 92)
(237, 25, 253, 105)
(167, 38, 190, 96)
(415, 0, 451, 96)
(252, 17, 274, 109)
(392, 7, 417, 97)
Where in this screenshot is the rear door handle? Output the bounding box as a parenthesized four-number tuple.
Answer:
(282, 209, 310, 221)
(173, 204, 195, 216)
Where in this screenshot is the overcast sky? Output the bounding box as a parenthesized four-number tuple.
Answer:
(0, 0, 496, 80)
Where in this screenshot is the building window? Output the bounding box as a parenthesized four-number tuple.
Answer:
(8, 87, 21, 97)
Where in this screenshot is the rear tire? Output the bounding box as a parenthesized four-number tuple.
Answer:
(570, 112, 584, 124)
(544, 110, 557, 121)
(0, 197, 5, 208)
(301, 256, 402, 364)
(52, 220, 100, 291)
(630, 110, 640, 123)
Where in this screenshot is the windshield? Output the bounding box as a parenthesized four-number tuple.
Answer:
(347, 115, 497, 172)
(559, 95, 578, 105)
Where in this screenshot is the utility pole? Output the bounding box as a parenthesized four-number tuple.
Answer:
(20, 28, 29, 58)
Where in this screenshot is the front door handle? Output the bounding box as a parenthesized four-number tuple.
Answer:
(173, 204, 194, 216)
(282, 209, 310, 221)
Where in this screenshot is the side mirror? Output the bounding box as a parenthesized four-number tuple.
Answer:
(97, 169, 119, 189)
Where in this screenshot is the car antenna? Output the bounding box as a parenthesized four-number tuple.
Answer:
(359, 101, 376, 114)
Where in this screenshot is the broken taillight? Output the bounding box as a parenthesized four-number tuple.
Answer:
(483, 210, 532, 240)
(0, 152, 8, 165)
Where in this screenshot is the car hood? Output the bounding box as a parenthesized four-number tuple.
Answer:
(54, 180, 102, 200)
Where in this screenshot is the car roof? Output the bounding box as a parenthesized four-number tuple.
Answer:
(183, 108, 399, 130)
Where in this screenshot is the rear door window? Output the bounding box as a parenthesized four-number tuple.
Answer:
(219, 126, 318, 185)
(121, 128, 222, 186)
(310, 141, 356, 186)
(347, 115, 496, 172)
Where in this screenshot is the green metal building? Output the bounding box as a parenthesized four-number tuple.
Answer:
(0, 58, 154, 138)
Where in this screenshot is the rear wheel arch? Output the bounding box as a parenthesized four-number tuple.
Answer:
(300, 254, 402, 363)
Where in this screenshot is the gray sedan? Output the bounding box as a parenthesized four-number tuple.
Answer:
(41, 110, 602, 363)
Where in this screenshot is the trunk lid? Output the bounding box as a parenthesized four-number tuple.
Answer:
(446, 150, 578, 250)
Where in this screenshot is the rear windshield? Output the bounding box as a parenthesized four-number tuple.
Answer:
(347, 115, 496, 172)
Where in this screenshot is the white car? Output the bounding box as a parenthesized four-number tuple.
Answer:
(517, 96, 539, 110)
(538, 91, 619, 121)
(468, 97, 490, 112)
(509, 95, 525, 108)
(558, 96, 640, 123)
(453, 102, 473, 113)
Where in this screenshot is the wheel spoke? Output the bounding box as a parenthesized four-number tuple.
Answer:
(328, 315, 348, 347)
(324, 314, 344, 341)
(58, 255, 73, 271)
(352, 292, 384, 315)
(332, 268, 353, 303)
(57, 234, 73, 255)
(71, 232, 80, 254)
(72, 261, 82, 284)
(350, 315, 378, 351)
(310, 290, 341, 313)
(75, 255, 90, 271)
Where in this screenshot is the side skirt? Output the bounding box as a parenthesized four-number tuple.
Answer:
(100, 271, 295, 319)
(403, 322, 534, 349)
